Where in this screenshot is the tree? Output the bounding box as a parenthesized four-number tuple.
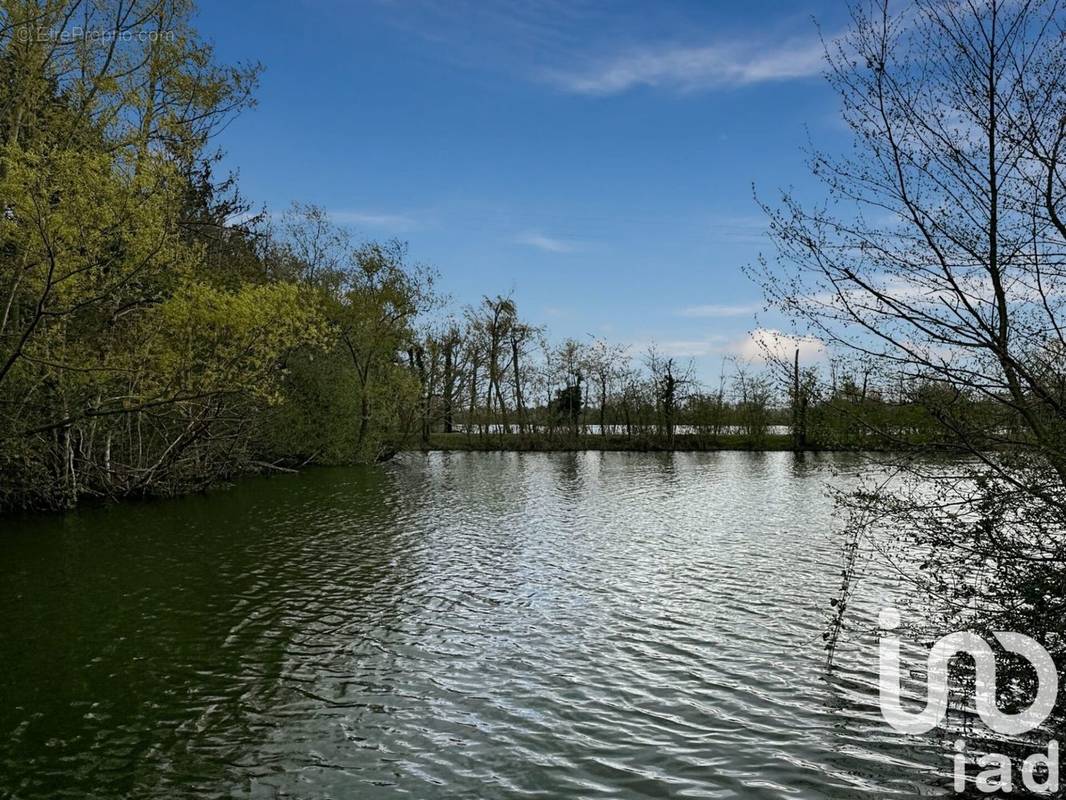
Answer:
(646, 348, 692, 446)
(0, 0, 269, 509)
(465, 295, 517, 436)
(0, 3, 436, 509)
(585, 336, 626, 436)
(751, 0, 1066, 680)
(550, 339, 585, 436)
(508, 312, 539, 436)
(331, 240, 434, 458)
(731, 363, 773, 444)
(439, 323, 462, 434)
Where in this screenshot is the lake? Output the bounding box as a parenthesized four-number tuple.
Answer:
(0, 451, 949, 798)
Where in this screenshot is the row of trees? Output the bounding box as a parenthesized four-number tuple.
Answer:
(0, 0, 960, 514)
(409, 297, 1028, 452)
(411, 306, 746, 445)
(6, 0, 1060, 530)
(0, 0, 432, 512)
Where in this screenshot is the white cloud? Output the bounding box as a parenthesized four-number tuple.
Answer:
(547, 36, 825, 95)
(677, 303, 761, 318)
(629, 329, 823, 362)
(224, 209, 263, 227)
(734, 328, 825, 363)
(328, 210, 419, 231)
(515, 232, 579, 253)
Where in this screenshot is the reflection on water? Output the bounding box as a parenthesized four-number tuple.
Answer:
(456, 424, 792, 436)
(0, 452, 950, 798)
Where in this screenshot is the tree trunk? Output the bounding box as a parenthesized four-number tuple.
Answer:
(442, 342, 454, 434)
(511, 334, 525, 435)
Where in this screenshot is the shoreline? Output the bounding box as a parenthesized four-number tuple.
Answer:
(416, 433, 850, 453)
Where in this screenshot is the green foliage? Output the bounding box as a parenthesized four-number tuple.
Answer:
(549, 384, 582, 423)
(259, 348, 362, 464)
(0, 1, 431, 511)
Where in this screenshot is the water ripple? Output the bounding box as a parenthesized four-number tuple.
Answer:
(0, 452, 952, 798)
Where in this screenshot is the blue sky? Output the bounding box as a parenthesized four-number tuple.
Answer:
(195, 0, 853, 373)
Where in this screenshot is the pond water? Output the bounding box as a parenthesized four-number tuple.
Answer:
(0, 451, 951, 798)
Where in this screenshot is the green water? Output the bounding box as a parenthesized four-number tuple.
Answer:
(0, 451, 947, 798)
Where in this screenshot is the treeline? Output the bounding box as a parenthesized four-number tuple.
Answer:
(0, 1, 1020, 515)
(0, 1, 432, 512)
(408, 302, 1016, 452)
(410, 302, 780, 447)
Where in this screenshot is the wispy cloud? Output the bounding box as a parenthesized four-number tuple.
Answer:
(677, 303, 761, 318)
(328, 210, 419, 231)
(626, 336, 730, 359)
(655, 339, 724, 358)
(515, 232, 580, 253)
(547, 36, 825, 95)
(703, 213, 772, 245)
